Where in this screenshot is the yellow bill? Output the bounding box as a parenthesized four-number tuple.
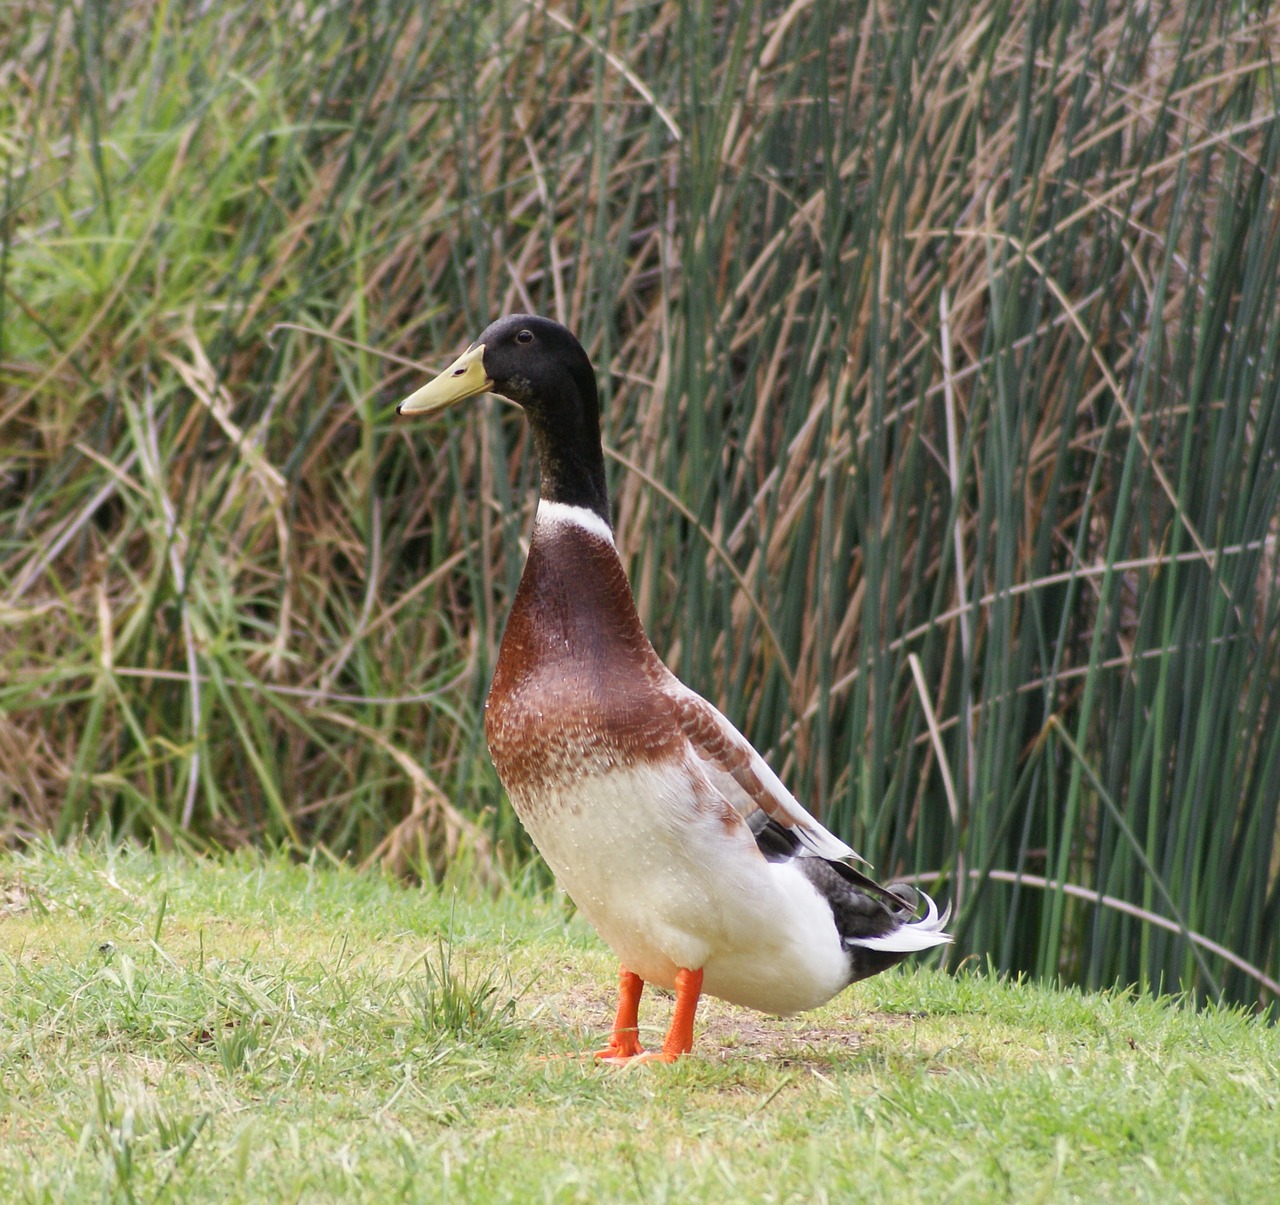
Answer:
(397, 343, 492, 415)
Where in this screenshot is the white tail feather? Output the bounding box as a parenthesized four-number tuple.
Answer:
(851, 891, 953, 952)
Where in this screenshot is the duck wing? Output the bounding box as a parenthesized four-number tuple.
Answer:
(666, 682, 867, 866)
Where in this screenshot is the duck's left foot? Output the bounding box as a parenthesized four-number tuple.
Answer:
(653, 966, 702, 1061)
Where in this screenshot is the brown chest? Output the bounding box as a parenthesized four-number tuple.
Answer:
(483, 526, 681, 803)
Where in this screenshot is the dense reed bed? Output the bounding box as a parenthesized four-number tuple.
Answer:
(3, 0, 1278, 1004)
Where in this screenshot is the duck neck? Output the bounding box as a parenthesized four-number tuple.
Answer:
(526, 386, 612, 528)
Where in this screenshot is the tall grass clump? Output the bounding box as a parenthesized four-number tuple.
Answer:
(3, 0, 1278, 1006)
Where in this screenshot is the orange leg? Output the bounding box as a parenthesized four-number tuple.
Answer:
(626, 966, 704, 1065)
(594, 966, 646, 1061)
(656, 966, 703, 1061)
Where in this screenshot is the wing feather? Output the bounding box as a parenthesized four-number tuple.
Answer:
(667, 683, 867, 866)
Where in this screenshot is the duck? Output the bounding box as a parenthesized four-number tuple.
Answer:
(396, 314, 951, 1064)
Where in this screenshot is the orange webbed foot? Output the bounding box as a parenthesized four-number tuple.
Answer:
(592, 1033, 646, 1062)
(616, 1048, 680, 1066)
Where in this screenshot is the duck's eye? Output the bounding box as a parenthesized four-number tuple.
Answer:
(515, 329, 534, 345)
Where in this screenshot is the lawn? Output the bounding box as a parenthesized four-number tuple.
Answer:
(2, 845, 1276, 1203)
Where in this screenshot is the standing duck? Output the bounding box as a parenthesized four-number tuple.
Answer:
(397, 315, 951, 1064)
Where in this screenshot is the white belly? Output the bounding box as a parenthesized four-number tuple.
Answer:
(506, 761, 853, 1016)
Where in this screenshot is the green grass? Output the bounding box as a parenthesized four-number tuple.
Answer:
(2, 845, 1278, 1204)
